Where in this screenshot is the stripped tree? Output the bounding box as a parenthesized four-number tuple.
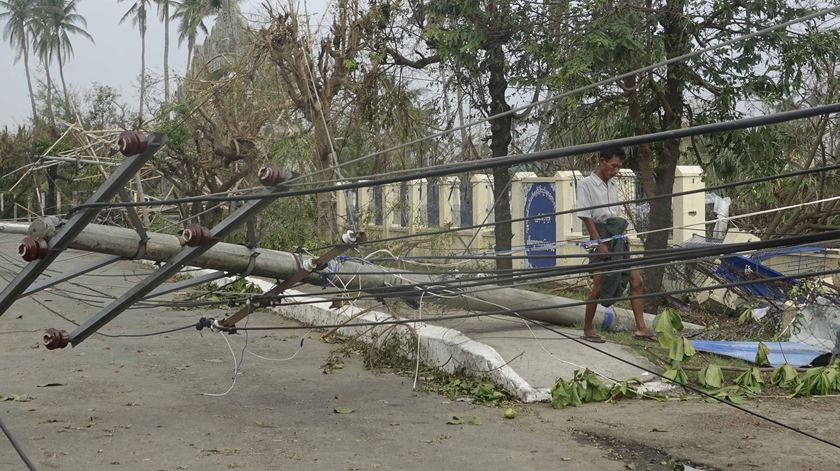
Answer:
(259, 0, 368, 241)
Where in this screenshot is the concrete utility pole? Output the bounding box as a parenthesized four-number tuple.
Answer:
(2, 219, 677, 332)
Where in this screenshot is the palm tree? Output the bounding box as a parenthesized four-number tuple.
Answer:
(0, 0, 39, 123)
(32, 0, 93, 120)
(155, 0, 171, 103)
(172, 0, 209, 74)
(119, 0, 151, 124)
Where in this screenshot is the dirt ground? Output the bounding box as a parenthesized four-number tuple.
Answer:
(2, 257, 840, 470)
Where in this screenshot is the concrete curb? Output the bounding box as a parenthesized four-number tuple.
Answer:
(195, 269, 551, 402)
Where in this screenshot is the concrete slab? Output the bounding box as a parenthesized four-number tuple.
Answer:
(451, 317, 660, 388)
(217, 272, 661, 401)
(0, 232, 664, 403)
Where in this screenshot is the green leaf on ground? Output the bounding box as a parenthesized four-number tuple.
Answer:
(683, 338, 696, 357)
(698, 364, 724, 389)
(663, 363, 688, 385)
(708, 387, 745, 404)
(446, 416, 464, 425)
(791, 367, 837, 397)
(755, 342, 770, 367)
(734, 367, 764, 395)
(653, 310, 677, 349)
(770, 364, 799, 389)
(333, 406, 354, 414)
(0, 394, 34, 402)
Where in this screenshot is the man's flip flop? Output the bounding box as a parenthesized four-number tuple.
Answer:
(633, 334, 657, 342)
(581, 335, 606, 343)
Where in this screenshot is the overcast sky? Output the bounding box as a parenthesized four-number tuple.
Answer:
(0, 0, 295, 129)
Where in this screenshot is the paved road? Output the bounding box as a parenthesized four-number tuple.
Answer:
(1, 237, 838, 470)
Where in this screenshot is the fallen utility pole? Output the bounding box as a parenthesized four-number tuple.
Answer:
(0, 131, 164, 318)
(1, 218, 696, 335)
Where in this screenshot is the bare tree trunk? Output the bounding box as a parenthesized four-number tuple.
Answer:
(642, 0, 689, 313)
(624, 75, 656, 198)
(43, 57, 55, 127)
(186, 39, 194, 75)
(487, 44, 513, 275)
(22, 41, 39, 124)
(139, 27, 147, 125)
(314, 116, 336, 241)
(57, 49, 72, 117)
(163, 0, 171, 103)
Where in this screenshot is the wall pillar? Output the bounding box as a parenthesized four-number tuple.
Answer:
(554, 170, 587, 266)
(438, 176, 461, 227)
(470, 174, 494, 226)
(672, 166, 705, 244)
(357, 181, 373, 226)
(406, 179, 425, 232)
(511, 172, 537, 269)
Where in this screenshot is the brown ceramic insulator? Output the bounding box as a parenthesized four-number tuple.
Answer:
(43, 328, 70, 350)
(117, 131, 149, 156)
(182, 224, 211, 247)
(18, 237, 49, 262)
(258, 165, 288, 186)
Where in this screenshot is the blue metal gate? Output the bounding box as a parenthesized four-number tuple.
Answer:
(524, 183, 556, 268)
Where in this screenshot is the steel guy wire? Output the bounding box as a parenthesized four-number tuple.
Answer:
(334, 188, 840, 271)
(463, 294, 619, 384)
(18, 248, 834, 361)
(266, 104, 840, 195)
(353, 234, 840, 300)
(332, 228, 840, 288)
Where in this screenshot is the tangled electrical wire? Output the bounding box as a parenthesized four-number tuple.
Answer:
(3, 8, 840, 468)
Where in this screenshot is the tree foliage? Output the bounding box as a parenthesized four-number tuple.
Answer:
(543, 0, 840, 309)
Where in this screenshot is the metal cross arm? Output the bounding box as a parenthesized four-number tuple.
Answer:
(218, 230, 366, 329)
(144, 270, 229, 300)
(61, 166, 291, 348)
(0, 132, 165, 317)
(118, 188, 150, 259)
(21, 255, 123, 298)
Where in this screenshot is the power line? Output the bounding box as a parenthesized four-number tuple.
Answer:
(278, 104, 840, 197)
(69, 103, 840, 212)
(231, 267, 840, 332)
(164, 233, 837, 309)
(323, 163, 840, 250)
(264, 230, 840, 302)
(280, 6, 840, 187)
(0, 417, 37, 471)
(48, 258, 834, 340)
(95, 325, 195, 338)
(525, 318, 840, 451)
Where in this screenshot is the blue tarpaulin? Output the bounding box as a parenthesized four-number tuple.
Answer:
(689, 340, 830, 367)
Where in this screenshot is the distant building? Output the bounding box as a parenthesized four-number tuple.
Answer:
(193, 0, 248, 77)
